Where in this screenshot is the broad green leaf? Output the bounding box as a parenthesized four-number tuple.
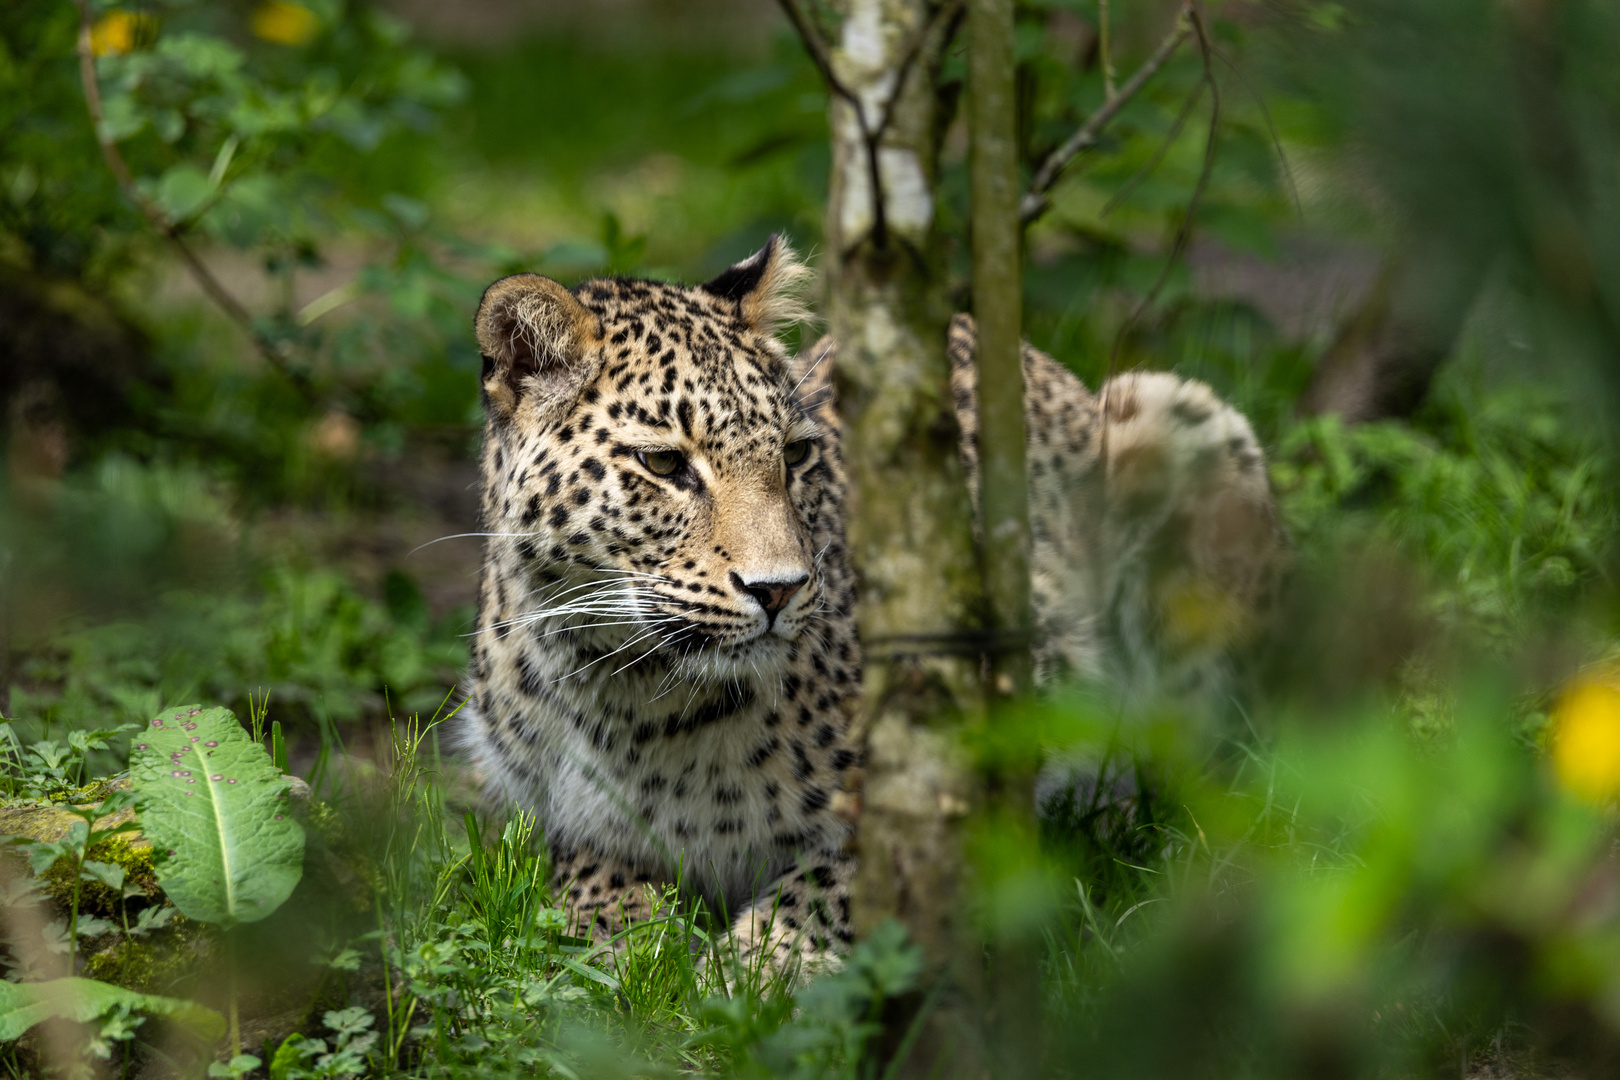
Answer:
(152, 165, 214, 221)
(98, 93, 146, 141)
(81, 860, 126, 891)
(132, 705, 304, 927)
(0, 978, 224, 1043)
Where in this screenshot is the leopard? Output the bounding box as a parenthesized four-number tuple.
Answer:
(460, 235, 1284, 967)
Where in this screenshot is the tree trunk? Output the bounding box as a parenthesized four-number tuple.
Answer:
(968, 0, 1031, 703)
(967, 0, 1042, 1075)
(823, 0, 986, 1073)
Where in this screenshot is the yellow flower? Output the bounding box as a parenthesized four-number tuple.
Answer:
(1553, 674, 1620, 802)
(251, 1, 320, 46)
(89, 10, 156, 56)
(1157, 574, 1247, 651)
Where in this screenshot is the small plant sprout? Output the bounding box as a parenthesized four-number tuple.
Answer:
(8, 787, 139, 977)
(248, 689, 272, 748)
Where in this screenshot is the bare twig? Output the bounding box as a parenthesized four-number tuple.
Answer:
(72, 0, 310, 394)
(1104, 0, 1222, 373)
(1099, 0, 1117, 101)
(881, 0, 966, 138)
(1100, 79, 1204, 218)
(1020, 2, 1192, 224)
(774, 0, 862, 111)
(1145, 2, 1220, 308)
(865, 0, 965, 251)
(1213, 45, 1302, 218)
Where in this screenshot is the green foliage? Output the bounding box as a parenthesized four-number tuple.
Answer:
(5, 788, 141, 977)
(271, 1008, 377, 1080)
(11, 560, 468, 739)
(0, 976, 223, 1046)
(1275, 377, 1616, 640)
(1023, 688, 1620, 1079)
(0, 720, 138, 800)
(130, 704, 304, 927)
(0, 1, 133, 280)
(698, 920, 925, 1080)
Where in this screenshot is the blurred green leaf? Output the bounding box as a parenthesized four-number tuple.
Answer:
(0, 977, 224, 1044)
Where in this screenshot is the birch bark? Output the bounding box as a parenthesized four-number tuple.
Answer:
(823, 0, 986, 1028)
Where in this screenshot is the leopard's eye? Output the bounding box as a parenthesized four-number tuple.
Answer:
(638, 449, 685, 477)
(783, 440, 810, 467)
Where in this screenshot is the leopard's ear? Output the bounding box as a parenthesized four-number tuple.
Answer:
(474, 274, 603, 423)
(700, 234, 811, 338)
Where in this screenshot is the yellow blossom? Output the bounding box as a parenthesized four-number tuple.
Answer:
(1552, 674, 1620, 803)
(89, 10, 155, 56)
(1158, 574, 1246, 651)
(251, 1, 320, 46)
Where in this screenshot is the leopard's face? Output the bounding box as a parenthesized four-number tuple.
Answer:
(475, 239, 833, 684)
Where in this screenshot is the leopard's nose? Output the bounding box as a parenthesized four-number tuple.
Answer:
(730, 570, 809, 624)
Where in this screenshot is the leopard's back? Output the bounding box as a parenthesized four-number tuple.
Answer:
(947, 314, 1284, 704)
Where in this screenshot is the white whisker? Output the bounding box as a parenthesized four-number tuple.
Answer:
(549, 622, 671, 685)
(409, 530, 537, 556)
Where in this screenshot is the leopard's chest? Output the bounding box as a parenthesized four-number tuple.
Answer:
(468, 607, 849, 905)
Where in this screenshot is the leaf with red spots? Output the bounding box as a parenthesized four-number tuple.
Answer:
(130, 705, 304, 927)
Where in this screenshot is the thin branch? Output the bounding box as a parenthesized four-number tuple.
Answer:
(880, 0, 966, 139)
(863, 0, 965, 250)
(1104, 0, 1222, 373)
(1147, 2, 1221, 308)
(1020, 2, 1192, 224)
(773, 0, 861, 111)
(1213, 45, 1303, 218)
(72, 0, 310, 394)
(1099, 0, 1117, 101)
(1100, 79, 1204, 218)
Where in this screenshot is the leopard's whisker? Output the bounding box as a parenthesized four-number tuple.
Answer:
(479, 595, 645, 634)
(790, 340, 834, 395)
(604, 618, 685, 680)
(548, 623, 670, 686)
(409, 529, 539, 556)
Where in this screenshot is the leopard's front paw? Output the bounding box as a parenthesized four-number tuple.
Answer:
(722, 859, 853, 982)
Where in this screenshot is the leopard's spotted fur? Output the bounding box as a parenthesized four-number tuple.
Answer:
(464, 239, 858, 952)
(462, 238, 1283, 962)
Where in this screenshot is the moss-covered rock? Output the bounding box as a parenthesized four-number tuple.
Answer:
(0, 775, 313, 899)
(0, 776, 143, 846)
(0, 773, 316, 988)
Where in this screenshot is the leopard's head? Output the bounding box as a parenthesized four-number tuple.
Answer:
(474, 237, 835, 682)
